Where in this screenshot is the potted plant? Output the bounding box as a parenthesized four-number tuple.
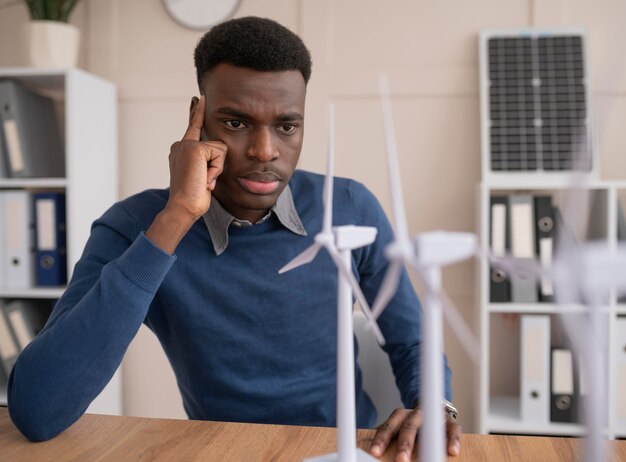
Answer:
(21, 0, 83, 68)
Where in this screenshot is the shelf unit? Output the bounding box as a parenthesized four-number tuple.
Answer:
(0, 68, 120, 415)
(477, 179, 626, 439)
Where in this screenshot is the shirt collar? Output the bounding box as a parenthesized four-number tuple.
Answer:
(202, 185, 307, 255)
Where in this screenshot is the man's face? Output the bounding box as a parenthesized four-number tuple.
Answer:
(199, 63, 306, 222)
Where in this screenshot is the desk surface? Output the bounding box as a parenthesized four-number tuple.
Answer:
(1, 407, 626, 461)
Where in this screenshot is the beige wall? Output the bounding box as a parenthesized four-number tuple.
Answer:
(2, 0, 626, 433)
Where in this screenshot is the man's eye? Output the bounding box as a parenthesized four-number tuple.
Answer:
(225, 120, 246, 129)
(277, 124, 297, 134)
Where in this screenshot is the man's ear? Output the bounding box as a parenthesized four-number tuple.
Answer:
(189, 96, 199, 124)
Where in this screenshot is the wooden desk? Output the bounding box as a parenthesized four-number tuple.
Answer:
(1, 407, 625, 461)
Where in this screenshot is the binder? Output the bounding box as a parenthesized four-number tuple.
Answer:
(618, 199, 626, 242)
(1, 191, 35, 288)
(3, 299, 50, 351)
(534, 196, 555, 302)
(0, 120, 8, 178)
(0, 193, 4, 288)
(577, 352, 587, 423)
(618, 201, 626, 303)
(550, 348, 575, 423)
(585, 190, 608, 242)
(509, 195, 538, 303)
(616, 318, 626, 430)
(34, 192, 67, 286)
(490, 196, 511, 302)
(520, 315, 550, 423)
(0, 301, 20, 376)
(0, 80, 64, 178)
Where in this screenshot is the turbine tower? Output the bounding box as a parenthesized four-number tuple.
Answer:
(373, 74, 478, 462)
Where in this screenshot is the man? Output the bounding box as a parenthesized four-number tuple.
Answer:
(8, 17, 461, 460)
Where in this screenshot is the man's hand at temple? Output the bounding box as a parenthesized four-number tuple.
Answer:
(146, 94, 227, 254)
(368, 407, 462, 461)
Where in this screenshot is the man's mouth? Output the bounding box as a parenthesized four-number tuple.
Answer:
(237, 172, 281, 195)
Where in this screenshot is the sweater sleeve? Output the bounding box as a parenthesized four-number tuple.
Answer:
(348, 181, 452, 408)
(7, 205, 176, 442)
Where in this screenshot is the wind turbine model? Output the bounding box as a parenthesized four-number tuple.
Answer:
(555, 241, 626, 462)
(279, 104, 383, 462)
(373, 74, 478, 462)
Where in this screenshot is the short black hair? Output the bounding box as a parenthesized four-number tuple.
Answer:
(194, 16, 312, 89)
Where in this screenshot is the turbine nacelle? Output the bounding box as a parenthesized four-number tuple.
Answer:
(412, 231, 477, 268)
(383, 239, 414, 261)
(334, 226, 378, 251)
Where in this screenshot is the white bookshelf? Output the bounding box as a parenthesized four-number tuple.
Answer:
(0, 68, 121, 415)
(488, 396, 587, 436)
(477, 180, 626, 439)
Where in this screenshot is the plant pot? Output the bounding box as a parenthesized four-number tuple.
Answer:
(21, 20, 80, 68)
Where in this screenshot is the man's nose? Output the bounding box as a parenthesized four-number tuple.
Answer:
(247, 128, 278, 162)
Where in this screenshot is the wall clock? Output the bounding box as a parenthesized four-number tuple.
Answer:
(162, 0, 240, 30)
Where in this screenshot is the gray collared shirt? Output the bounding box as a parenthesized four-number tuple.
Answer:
(202, 185, 307, 255)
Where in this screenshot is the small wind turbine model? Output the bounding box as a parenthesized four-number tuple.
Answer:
(372, 74, 479, 462)
(279, 104, 383, 462)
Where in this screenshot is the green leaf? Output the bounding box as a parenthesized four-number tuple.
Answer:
(22, 0, 81, 22)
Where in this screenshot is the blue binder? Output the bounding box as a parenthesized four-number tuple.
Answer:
(33, 192, 67, 286)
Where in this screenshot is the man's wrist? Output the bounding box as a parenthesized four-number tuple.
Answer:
(413, 399, 459, 420)
(443, 399, 459, 420)
(146, 206, 198, 254)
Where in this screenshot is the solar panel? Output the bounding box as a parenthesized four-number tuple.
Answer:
(485, 32, 591, 173)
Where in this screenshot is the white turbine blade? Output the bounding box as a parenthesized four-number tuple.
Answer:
(278, 243, 322, 274)
(325, 245, 386, 346)
(322, 103, 335, 235)
(477, 245, 545, 284)
(378, 73, 410, 244)
(409, 265, 480, 365)
(439, 290, 481, 365)
(370, 260, 403, 320)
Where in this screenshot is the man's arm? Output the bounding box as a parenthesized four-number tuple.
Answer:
(8, 220, 175, 441)
(8, 96, 226, 441)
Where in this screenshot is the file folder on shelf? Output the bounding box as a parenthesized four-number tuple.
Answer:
(618, 201, 626, 304)
(1, 190, 34, 288)
(577, 352, 587, 423)
(0, 193, 4, 287)
(0, 122, 8, 178)
(509, 195, 538, 303)
(490, 196, 510, 302)
(0, 301, 19, 376)
(34, 192, 67, 286)
(0, 80, 64, 178)
(520, 314, 550, 424)
(3, 299, 51, 351)
(534, 196, 555, 302)
(550, 348, 575, 423)
(616, 318, 626, 430)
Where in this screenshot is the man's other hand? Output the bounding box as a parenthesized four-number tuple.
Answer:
(368, 407, 462, 461)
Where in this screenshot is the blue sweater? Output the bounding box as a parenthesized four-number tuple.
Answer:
(8, 170, 451, 441)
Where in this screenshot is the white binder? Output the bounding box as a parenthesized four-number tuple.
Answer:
(521, 314, 550, 423)
(509, 195, 538, 302)
(616, 317, 626, 430)
(0, 193, 4, 287)
(0, 301, 19, 376)
(1, 190, 34, 288)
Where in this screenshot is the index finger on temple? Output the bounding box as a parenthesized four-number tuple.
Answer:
(182, 95, 206, 141)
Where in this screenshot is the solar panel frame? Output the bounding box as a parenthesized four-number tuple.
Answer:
(479, 28, 596, 184)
